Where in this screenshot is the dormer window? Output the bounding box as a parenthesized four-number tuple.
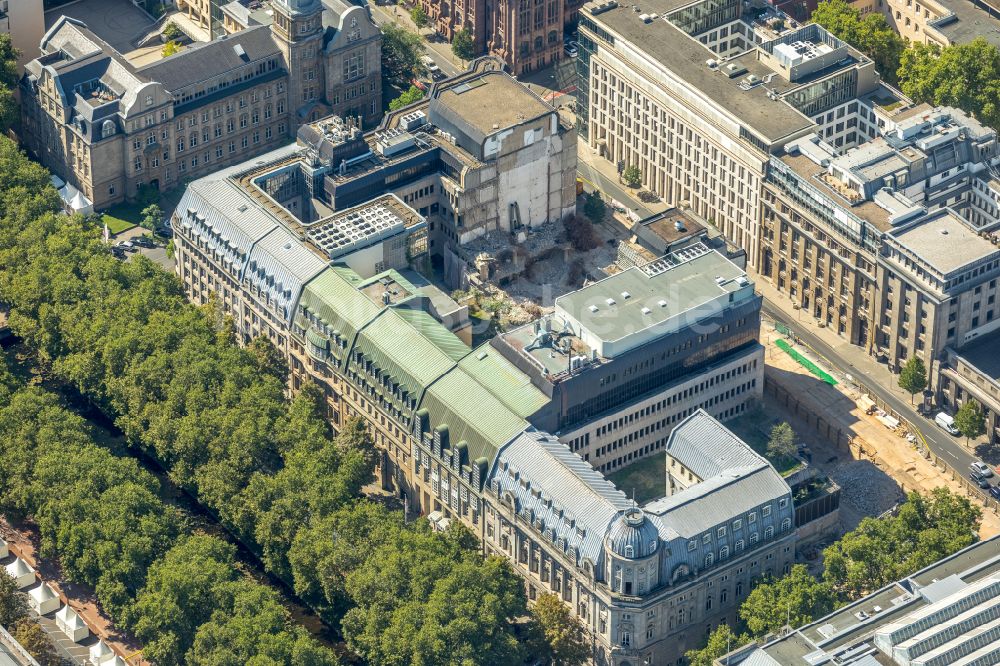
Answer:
(624, 545, 634, 558)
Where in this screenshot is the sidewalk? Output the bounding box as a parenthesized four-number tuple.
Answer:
(1, 519, 148, 666)
(368, 3, 466, 76)
(576, 144, 670, 219)
(762, 332, 1000, 539)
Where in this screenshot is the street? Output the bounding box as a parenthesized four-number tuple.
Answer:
(761, 298, 981, 476)
(367, 3, 464, 78)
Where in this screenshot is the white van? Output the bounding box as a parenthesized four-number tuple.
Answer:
(420, 55, 442, 79)
(935, 412, 960, 435)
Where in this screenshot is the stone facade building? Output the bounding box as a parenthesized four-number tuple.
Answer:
(419, 0, 582, 75)
(849, 0, 1000, 50)
(167, 67, 804, 666)
(758, 107, 1000, 382)
(577, 2, 891, 268)
(19, 0, 380, 210)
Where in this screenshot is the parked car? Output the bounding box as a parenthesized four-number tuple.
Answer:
(969, 472, 991, 489)
(115, 240, 137, 252)
(971, 461, 994, 478)
(935, 411, 960, 435)
(132, 236, 156, 248)
(157, 226, 174, 238)
(990, 485, 1000, 500)
(564, 41, 578, 57)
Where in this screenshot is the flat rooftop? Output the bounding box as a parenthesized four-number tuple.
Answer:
(433, 73, 553, 138)
(888, 211, 1000, 275)
(556, 245, 752, 353)
(586, 1, 815, 144)
(307, 196, 420, 259)
(777, 149, 894, 232)
(634, 208, 706, 249)
(929, 0, 1000, 49)
(957, 332, 1000, 384)
(740, 536, 1000, 665)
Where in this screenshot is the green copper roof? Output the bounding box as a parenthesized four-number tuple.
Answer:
(457, 344, 548, 419)
(299, 267, 382, 345)
(421, 366, 529, 463)
(351, 307, 467, 401)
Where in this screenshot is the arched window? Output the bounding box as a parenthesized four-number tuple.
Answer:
(102, 120, 115, 138)
(781, 518, 791, 532)
(624, 544, 634, 558)
(704, 552, 714, 567)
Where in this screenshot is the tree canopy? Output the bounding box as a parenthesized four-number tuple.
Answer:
(811, 0, 905, 84)
(954, 399, 986, 443)
(898, 357, 928, 404)
(0, 128, 529, 664)
(898, 39, 1000, 129)
(622, 165, 642, 189)
(381, 24, 425, 91)
(766, 422, 796, 460)
(531, 593, 592, 666)
(823, 488, 980, 597)
(389, 85, 426, 111)
(452, 28, 476, 62)
(740, 565, 837, 635)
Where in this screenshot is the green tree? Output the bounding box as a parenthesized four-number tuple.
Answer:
(954, 399, 986, 444)
(898, 356, 928, 405)
(389, 85, 426, 111)
(0, 34, 20, 89)
(686, 624, 751, 666)
(128, 535, 240, 666)
(0, 572, 28, 629)
(342, 527, 526, 666)
(410, 6, 429, 28)
(381, 24, 425, 90)
(452, 27, 476, 62)
(162, 22, 184, 41)
(622, 165, 642, 189)
(811, 0, 905, 83)
(12, 620, 59, 666)
(583, 191, 606, 224)
(531, 593, 591, 666)
(897, 38, 1000, 128)
(0, 34, 20, 132)
(162, 40, 181, 57)
(140, 203, 163, 231)
(767, 421, 796, 460)
(823, 488, 980, 597)
(740, 565, 837, 635)
(188, 580, 340, 665)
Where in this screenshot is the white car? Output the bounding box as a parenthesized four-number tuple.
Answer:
(971, 461, 993, 478)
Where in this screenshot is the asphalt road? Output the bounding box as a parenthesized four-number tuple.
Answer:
(576, 159, 658, 219)
(367, 4, 464, 78)
(760, 298, 984, 479)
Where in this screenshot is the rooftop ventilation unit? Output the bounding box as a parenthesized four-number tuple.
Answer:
(641, 307, 651, 315)
(658, 299, 667, 307)
(706, 59, 718, 69)
(725, 63, 748, 78)
(606, 297, 616, 305)
(621, 291, 631, 299)
(588, 304, 599, 312)
(640, 12, 654, 22)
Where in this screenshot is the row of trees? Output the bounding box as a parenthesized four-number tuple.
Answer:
(0, 356, 337, 664)
(0, 129, 586, 663)
(686, 487, 981, 664)
(812, 0, 1000, 128)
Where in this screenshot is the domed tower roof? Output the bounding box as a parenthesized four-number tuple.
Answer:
(606, 507, 659, 559)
